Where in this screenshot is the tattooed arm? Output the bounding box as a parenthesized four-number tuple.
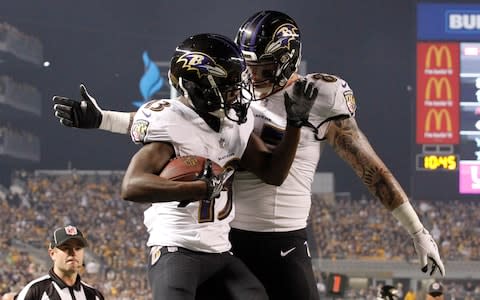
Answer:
(325, 116, 405, 210)
(324, 116, 445, 276)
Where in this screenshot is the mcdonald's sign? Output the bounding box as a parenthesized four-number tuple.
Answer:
(416, 42, 459, 144)
(425, 45, 452, 69)
(424, 77, 452, 100)
(418, 43, 458, 76)
(424, 108, 452, 132)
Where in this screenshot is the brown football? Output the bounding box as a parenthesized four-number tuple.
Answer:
(159, 156, 224, 181)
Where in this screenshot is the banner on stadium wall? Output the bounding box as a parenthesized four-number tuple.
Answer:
(416, 42, 459, 144)
(417, 3, 480, 41)
(459, 161, 480, 193)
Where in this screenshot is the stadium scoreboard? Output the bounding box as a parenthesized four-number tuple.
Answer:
(417, 154, 458, 171)
(415, 3, 480, 198)
(416, 145, 458, 171)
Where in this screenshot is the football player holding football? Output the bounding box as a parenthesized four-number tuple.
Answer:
(55, 33, 316, 300)
(53, 11, 445, 300)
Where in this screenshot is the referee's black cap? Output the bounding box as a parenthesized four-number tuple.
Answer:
(50, 225, 88, 248)
(428, 281, 444, 297)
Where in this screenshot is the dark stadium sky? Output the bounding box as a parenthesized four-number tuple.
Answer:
(1, 0, 475, 199)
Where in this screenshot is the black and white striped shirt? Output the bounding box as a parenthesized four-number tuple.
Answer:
(16, 269, 104, 300)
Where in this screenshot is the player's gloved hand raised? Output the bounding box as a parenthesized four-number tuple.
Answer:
(178, 159, 234, 207)
(52, 84, 103, 128)
(412, 228, 445, 276)
(284, 78, 318, 128)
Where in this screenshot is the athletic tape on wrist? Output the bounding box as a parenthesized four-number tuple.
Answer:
(99, 111, 131, 134)
(391, 201, 423, 235)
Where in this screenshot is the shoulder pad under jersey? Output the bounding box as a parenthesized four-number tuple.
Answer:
(303, 73, 357, 139)
(130, 99, 193, 144)
(306, 73, 356, 120)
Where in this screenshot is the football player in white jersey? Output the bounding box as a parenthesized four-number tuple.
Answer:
(229, 10, 445, 300)
(54, 33, 316, 300)
(53, 11, 445, 300)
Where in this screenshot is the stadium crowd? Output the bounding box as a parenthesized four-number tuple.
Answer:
(1, 170, 479, 299)
(309, 193, 480, 261)
(0, 170, 151, 299)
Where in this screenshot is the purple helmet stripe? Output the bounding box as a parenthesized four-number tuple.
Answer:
(246, 11, 270, 51)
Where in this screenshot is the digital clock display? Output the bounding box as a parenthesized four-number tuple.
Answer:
(416, 154, 458, 171)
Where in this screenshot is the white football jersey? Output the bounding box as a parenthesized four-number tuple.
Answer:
(130, 98, 254, 252)
(231, 73, 356, 232)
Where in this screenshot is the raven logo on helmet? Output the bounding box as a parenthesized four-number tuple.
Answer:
(169, 33, 253, 131)
(177, 52, 228, 79)
(236, 11, 302, 96)
(264, 24, 300, 57)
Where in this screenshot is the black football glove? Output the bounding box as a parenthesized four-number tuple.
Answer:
(178, 159, 234, 208)
(284, 79, 318, 128)
(52, 84, 103, 128)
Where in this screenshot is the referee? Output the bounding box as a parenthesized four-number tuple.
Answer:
(15, 225, 104, 300)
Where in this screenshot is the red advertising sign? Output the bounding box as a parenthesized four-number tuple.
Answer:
(416, 42, 459, 144)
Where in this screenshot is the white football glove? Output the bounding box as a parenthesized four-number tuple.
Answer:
(412, 228, 445, 276)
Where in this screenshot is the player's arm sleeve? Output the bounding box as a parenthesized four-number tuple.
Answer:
(130, 101, 173, 145)
(99, 111, 135, 134)
(306, 74, 357, 140)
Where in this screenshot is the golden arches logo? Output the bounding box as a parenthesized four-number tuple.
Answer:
(425, 77, 452, 100)
(424, 108, 452, 132)
(425, 45, 452, 69)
